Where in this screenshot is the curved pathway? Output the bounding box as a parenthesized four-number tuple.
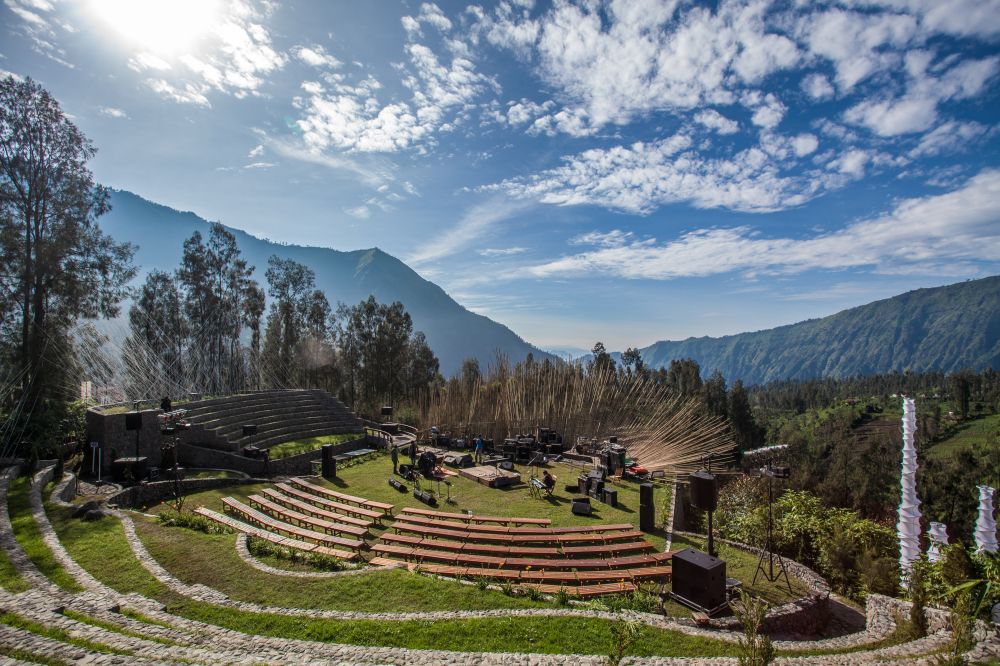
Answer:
(6, 463, 994, 665)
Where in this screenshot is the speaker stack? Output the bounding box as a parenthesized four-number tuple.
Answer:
(125, 412, 142, 431)
(639, 482, 655, 532)
(671, 547, 727, 613)
(688, 471, 718, 511)
(321, 444, 336, 479)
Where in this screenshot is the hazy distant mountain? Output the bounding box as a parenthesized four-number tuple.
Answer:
(543, 346, 591, 362)
(101, 190, 551, 376)
(640, 276, 1000, 385)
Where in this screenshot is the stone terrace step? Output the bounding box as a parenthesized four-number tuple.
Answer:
(208, 406, 360, 435)
(254, 426, 364, 450)
(184, 391, 323, 419)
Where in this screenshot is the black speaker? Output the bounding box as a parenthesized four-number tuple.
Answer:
(689, 471, 717, 511)
(242, 424, 258, 437)
(388, 477, 407, 492)
(639, 482, 653, 507)
(321, 444, 335, 478)
(578, 475, 588, 496)
(671, 548, 726, 611)
(125, 412, 142, 431)
(603, 488, 618, 508)
(381, 405, 393, 416)
(639, 502, 655, 532)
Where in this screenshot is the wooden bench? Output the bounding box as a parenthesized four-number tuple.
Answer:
(221, 497, 361, 553)
(392, 514, 635, 536)
(562, 541, 655, 557)
(520, 581, 638, 599)
(260, 488, 368, 537)
(399, 507, 550, 526)
(292, 477, 394, 515)
(194, 507, 356, 560)
(246, 495, 366, 549)
(273, 483, 375, 526)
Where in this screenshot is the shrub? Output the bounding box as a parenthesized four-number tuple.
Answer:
(156, 511, 231, 535)
(732, 589, 775, 666)
(524, 586, 544, 601)
(860, 548, 900, 597)
(245, 536, 344, 571)
(554, 586, 571, 606)
(605, 619, 642, 666)
(906, 560, 929, 639)
(475, 576, 489, 591)
(500, 582, 514, 596)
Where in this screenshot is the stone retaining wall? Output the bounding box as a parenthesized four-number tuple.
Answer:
(106, 477, 267, 509)
(85, 408, 164, 474)
(176, 436, 370, 476)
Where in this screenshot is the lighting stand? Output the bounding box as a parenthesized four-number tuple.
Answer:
(753, 463, 793, 594)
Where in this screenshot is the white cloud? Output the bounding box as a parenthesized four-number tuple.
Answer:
(98, 106, 128, 119)
(128, 52, 172, 72)
(345, 205, 371, 219)
(909, 120, 989, 157)
(478, 246, 529, 257)
(248, 144, 264, 158)
(294, 45, 341, 69)
(694, 109, 739, 135)
(144, 79, 211, 107)
(407, 198, 532, 266)
(490, 132, 838, 214)
(801, 73, 835, 100)
(295, 24, 491, 153)
(792, 133, 819, 157)
(571, 230, 637, 248)
(523, 169, 1000, 280)
(242, 161, 275, 169)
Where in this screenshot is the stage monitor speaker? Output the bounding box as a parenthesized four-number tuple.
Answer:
(321, 444, 335, 478)
(689, 471, 718, 511)
(388, 477, 407, 492)
(125, 412, 142, 431)
(603, 488, 618, 508)
(381, 405, 393, 416)
(571, 497, 592, 516)
(639, 482, 654, 507)
(242, 424, 258, 437)
(671, 548, 726, 611)
(639, 502, 655, 532)
(578, 475, 588, 496)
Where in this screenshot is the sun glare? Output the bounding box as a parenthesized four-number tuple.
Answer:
(88, 0, 222, 56)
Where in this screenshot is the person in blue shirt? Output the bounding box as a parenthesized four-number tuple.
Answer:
(474, 435, 484, 463)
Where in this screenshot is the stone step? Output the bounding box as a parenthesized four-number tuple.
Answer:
(199, 402, 359, 432)
(255, 426, 365, 450)
(218, 414, 362, 441)
(183, 391, 322, 419)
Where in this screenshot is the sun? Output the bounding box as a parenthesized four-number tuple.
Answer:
(87, 0, 223, 56)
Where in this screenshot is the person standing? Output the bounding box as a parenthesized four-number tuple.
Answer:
(390, 444, 399, 474)
(474, 435, 484, 464)
(408, 440, 418, 466)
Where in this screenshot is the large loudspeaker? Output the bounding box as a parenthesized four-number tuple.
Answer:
(671, 548, 726, 611)
(689, 472, 718, 511)
(639, 502, 655, 532)
(125, 412, 142, 431)
(242, 424, 258, 438)
(639, 482, 654, 507)
(381, 405, 393, 416)
(321, 444, 335, 479)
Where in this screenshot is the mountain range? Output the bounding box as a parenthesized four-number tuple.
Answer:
(637, 276, 1000, 385)
(101, 190, 551, 376)
(102, 190, 998, 385)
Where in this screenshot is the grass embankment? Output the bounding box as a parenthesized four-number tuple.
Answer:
(0, 610, 125, 655)
(7, 478, 83, 592)
(267, 432, 366, 459)
(0, 541, 30, 593)
(926, 412, 1000, 460)
(48, 503, 742, 657)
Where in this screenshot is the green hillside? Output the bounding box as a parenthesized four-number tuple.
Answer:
(642, 276, 1000, 385)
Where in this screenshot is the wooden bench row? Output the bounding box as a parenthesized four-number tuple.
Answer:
(195, 507, 358, 560)
(371, 542, 671, 570)
(399, 506, 550, 526)
(388, 520, 649, 548)
(369, 557, 657, 596)
(260, 487, 370, 534)
(378, 530, 656, 558)
(394, 513, 634, 536)
(273, 483, 376, 526)
(291, 477, 393, 515)
(221, 497, 364, 552)
(247, 494, 367, 541)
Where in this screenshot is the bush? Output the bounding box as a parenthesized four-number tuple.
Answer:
(156, 511, 231, 535)
(732, 589, 774, 666)
(906, 560, 929, 639)
(245, 536, 344, 571)
(860, 548, 899, 597)
(554, 586, 571, 606)
(605, 619, 642, 666)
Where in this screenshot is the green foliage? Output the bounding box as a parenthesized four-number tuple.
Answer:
(732, 590, 775, 666)
(906, 560, 929, 639)
(524, 586, 544, 601)
(156, 510, 231, 535)
(554, 586, 571, 606)
(246, 536, 344, 572)
(605, 618, 642, 666)
(599, 590, 661, 614)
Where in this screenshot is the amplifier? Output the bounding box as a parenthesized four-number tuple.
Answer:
(671, 548, 727, 612)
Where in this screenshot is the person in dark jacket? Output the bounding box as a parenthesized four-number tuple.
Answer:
(390, 445, 399, 474)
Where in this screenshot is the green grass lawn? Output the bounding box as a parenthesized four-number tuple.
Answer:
(7, 478, 83, 592)
(268, 432, 365, 459)
(926, 412, 1000, 461)
(182, 469, 247, 480)
(0, 538, 30, 593)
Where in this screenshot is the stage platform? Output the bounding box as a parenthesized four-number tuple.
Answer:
(459, 465, 521, 488)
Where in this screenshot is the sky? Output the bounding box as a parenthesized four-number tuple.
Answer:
(2, 0, 999, 353)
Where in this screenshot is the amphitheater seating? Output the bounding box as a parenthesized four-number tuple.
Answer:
(272, 483, 375, 527)
(290, 477, 394, 516)
(260, 488, 371, 534)
(247, 494, 367, 540)
(371, 510, 668, 597)
(195, 507, 358, 560)
(399, 506, 550, 526)
(220, 498, 364, 555)
(182, 389, 363, 451)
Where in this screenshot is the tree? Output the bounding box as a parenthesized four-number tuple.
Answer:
(728, 379, 758, 453)
(262, 256, 317, 386)
(667, 358, 702, 396)
(704, 369, 728, 418)
(125, 270, 186, 397)
(0, 76, 135, 438)
(460, 357, 481, 392)
(621, 347, 645, 377)
(949, 371, 972, 419)
(589, 341, 616, 374)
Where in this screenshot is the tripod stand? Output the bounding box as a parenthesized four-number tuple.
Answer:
(752, 466, 793, 594)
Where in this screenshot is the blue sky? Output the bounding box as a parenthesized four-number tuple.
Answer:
(2, 0, 999, 352)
